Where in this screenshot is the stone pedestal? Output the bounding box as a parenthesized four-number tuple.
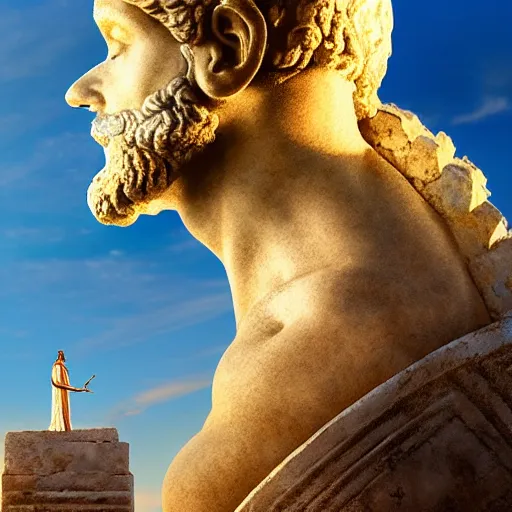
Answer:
(236, 314, 512, 512)
(1, 428, 134, 512)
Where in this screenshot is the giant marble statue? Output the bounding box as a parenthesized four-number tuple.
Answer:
(65, 0, 512, 510)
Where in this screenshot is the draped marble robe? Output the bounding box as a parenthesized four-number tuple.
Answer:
(49, 360, 72, 431)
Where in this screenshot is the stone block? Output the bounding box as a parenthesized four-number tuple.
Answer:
(2, 473, 133, 492)
(434, 200, 508, 260)
(2, 428, 133, 512)
(2, 508, 132, 512)
(405, 133, 456, 186)
(2, 490, 132, 507)
(3, 429, 120, 444)
(359, 104, 456, 186)
(360, 103, 512, 319)
(422, 159, 490, 216)
(469, 236, 512, 319)
(5, 441, 129, 476)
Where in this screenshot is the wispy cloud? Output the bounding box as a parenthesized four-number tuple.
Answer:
(0, 0, 87, 83)
(0, 256, 226, 301)
(0, 100, 63, 141)
(75, 291, 233, 353)
(0, 130, 101, 220)
(0, 35, 74, 83)
(1, 226, 65, 243)
(112, 376, 212, 418)
(452, 97, 510, 125)
(0, 254, 232, 354)
(133, 377, 211, 413)
(167, 238, 203, 253)
(173, 344, 228, 362)
(0, 131, 95, 188)
(0, 326, 30, 340)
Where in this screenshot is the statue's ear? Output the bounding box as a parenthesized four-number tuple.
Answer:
(192, 0, 267, 99)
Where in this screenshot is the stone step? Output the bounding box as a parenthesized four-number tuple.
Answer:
(4, 429, 119, 444)
(2, 490, 133, 507)
(4, 506, 132, 512)
(4, 440, 129, 475)
(2, 473, 133, 492)
(2, 428, 134, 512)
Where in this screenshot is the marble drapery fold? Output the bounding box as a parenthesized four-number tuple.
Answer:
(49, 360, 72, 431)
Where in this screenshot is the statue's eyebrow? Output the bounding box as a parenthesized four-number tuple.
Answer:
(93, 7, 131, 36)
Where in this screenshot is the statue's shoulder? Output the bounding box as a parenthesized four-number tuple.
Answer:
(360, 103, 512, 321)
(234, 267, 404, 343)
(52, 360, 66, 370)
(235, 314, 512, 512)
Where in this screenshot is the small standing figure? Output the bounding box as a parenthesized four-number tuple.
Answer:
(49, 350, 95, 431)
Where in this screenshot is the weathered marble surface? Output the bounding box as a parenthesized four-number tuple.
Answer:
(236, 314, 512, 512)
(2, 428, 133, 512)
(360, 104, 511, 319)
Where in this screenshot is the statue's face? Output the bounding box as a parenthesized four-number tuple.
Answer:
(66, 0, 219, 226)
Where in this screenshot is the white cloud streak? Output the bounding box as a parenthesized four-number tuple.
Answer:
(75, 291, 233, 353)
(452, 97, 510, 125)
(134, 378, 212, 408)
(111, 376, 212, 418)
(1, 226, 65, 243)
(0, 255, 232, 354)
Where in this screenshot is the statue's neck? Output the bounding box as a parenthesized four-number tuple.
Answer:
(169, 70, 373, 326)
(175, 139, 374, 327)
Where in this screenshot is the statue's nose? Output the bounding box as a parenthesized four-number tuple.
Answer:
(65, 71, 104, 112)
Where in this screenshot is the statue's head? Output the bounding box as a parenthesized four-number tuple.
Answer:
(66, 0, 393, 227)
(57, 350, 66, 362)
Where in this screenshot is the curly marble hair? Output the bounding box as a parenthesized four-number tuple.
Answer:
(124, 0, 393, 119)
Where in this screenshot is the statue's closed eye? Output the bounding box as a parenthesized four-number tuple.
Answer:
(110, 25, 129, 41)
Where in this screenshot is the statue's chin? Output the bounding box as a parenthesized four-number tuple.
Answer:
(86, 173, 172, 227)
(95, 210, 140, 227)
(87, 180, 140, 228)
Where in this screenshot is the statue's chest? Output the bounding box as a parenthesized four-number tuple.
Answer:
(233, 273, 325, 345)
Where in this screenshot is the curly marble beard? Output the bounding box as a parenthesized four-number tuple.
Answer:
(88, 45, 219, 226)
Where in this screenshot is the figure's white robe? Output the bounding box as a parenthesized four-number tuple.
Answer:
(49, 361, 72, 431)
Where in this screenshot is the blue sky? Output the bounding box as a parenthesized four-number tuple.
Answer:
(0, 1, 510, 510)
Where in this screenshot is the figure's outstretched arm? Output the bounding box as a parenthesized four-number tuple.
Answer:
(51, 378, 88, 393)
